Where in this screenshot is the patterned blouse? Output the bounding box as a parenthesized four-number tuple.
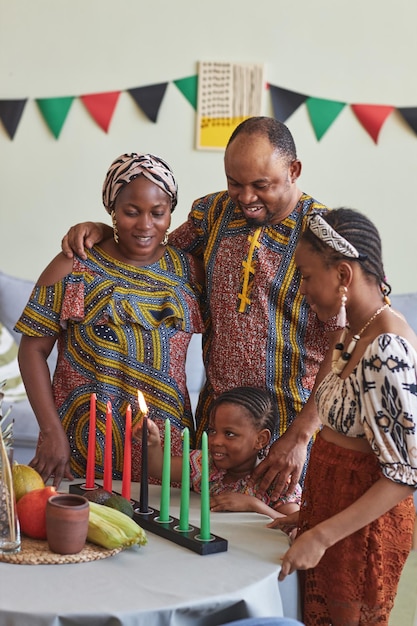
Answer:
(15, 245, 204, 480)
(316, 334, 417, 486)
(170, 191, 332, 445)
(189, 449, 302, 509)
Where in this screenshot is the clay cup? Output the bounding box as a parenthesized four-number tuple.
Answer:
(46, 494, 89, 555)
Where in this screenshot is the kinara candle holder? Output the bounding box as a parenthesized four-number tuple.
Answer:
(70, 483, 228, 555)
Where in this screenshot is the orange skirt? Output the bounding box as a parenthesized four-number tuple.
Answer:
(299, 433, 415, 626)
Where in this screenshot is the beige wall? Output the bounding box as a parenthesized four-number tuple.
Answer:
(1, 0, 417, 293)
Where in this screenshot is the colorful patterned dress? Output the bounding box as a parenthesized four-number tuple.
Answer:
(189, 449, 301, 509)
(170, 191, 330, 445)
(300, 334, 417, 624)
(15, 245, 204, 480)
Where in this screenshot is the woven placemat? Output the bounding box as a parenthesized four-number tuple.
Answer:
(0, 536, 123, 565)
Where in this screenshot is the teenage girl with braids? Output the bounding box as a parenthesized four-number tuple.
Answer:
(145, 386, 301, 519)
(274, 208, 417, 626)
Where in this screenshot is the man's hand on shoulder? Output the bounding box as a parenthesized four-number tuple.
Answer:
(61, 221, 110, 260)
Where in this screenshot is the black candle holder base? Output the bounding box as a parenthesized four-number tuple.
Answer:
(70, 482, 228, 555)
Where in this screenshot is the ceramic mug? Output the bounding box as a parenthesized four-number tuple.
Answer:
(46, 494, 89, 555)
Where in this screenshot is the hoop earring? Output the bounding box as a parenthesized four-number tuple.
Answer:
(336, 286, 347, 327)
(111, 210, 119, 244)
(162, 230, 169, 246)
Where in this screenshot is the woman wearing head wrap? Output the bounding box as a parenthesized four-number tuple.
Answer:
(15, 153, 204, 488)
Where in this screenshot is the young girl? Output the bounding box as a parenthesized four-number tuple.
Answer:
(275, 208, 417, 626)
(145, 386, 301, 519)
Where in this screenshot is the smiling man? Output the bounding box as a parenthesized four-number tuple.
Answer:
(62, 117, 335, 496)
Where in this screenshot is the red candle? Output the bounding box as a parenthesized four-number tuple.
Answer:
(121, 404, 132, 500)
(85, 393, 96, 488)
(103, 401, 113, 492)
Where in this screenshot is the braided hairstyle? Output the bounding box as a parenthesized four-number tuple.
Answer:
(227, 116, 297, 164)
(210, 386, 278, 447)
(303, 207, 391, 298)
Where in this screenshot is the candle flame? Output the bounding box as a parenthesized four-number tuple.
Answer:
(137, 390, 148, 416)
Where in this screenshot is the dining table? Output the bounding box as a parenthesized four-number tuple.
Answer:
(0, 480, 300, 625)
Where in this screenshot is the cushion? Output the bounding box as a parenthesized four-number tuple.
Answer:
(390, 292, 417, 334)
(0, 271, 35, 342)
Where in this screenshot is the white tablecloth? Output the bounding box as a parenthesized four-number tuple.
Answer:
(0, 481, 300, 625)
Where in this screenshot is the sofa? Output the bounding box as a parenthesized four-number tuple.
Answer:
(0, 270, 205, 465)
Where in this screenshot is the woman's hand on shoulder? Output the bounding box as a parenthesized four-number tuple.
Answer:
(250, 436, 306, 501)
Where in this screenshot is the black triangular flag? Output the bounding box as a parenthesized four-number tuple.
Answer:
(397, 107, 417, 136)
(0, 99, 27, 139)
(269, 85, 307, 122)
(128, 83, 168, 123)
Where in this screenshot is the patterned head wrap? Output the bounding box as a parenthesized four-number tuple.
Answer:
(307, 213, 360, 259)
(102, 153, 178, 214)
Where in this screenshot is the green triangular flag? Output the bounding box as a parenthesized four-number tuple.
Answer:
(36, 96, 75, 139)
(173, 76, 198, 110)
(306, 97, 346, 140)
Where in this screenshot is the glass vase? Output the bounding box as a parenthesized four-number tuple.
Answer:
(0, 447, 21, 554)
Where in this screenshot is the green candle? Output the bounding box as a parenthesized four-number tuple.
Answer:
(159, 419, 171, 522)
(179, 427, 190, 531)
(199, 431, 211, 540)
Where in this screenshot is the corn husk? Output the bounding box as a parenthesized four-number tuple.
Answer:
(87, 501, 147, 550)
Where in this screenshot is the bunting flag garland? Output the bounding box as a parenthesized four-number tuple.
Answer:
(0, 99, 27, 139)
(128, 83, 168, 123)
(36, 96, 75, 138)
(1, 72, 417, 144)
(351, 104, 395, 143)
(269, 84, 307, 122)
(80, 91, 121, 133)
(305, 97, 346, 140)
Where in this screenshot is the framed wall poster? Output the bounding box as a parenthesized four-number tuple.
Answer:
(196, 61, 264, 150)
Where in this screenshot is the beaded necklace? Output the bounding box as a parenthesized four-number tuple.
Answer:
(331, 303, 390, 375)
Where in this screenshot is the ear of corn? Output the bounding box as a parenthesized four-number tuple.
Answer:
(88, 500, 147, 550)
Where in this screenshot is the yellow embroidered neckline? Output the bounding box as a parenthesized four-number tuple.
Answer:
(237, 227, 262, 313)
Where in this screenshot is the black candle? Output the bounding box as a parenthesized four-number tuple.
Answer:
(138, 392, 149, 513)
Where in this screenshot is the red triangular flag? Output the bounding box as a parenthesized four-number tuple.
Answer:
(128, 83, 168, 123)
(80, 91, 121, 132)
(350, 104, 394, 144)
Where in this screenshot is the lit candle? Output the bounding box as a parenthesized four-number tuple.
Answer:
(159, 419, 171, 522)
(199, 431, 211, 540)
(179, 427, 190, 531)
(103, 400, 113, 492)
(137, 391, 149, 513)
(85, 393, 96, 488)
(121, 404, 132, 500)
